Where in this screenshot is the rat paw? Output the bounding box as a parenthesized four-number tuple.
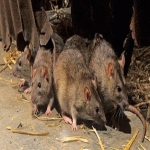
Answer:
(18, 81, 25, 87)
(32, 106, 38, 115)
(62, 115, 73, 124)
(45, 109, 52, 116)
(24, 87, 31, 94)
(72, 124, 77, 131)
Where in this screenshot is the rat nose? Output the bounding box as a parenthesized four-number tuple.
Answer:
(118, 100, 129, 110)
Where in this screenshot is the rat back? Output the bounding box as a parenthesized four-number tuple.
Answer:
(54, 48, 106, 129)
(63, 35, 91, 66)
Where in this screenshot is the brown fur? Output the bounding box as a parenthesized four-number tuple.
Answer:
(12, 46, 31, 82)
(54, 48, 106, 130)
(13, 33, 64, 82)
(89, 33, 128, 113)
(63, 35, 91, 66)
(31, 46, 54, 116)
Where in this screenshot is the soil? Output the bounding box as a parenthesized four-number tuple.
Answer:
(0, 41, 150, 150)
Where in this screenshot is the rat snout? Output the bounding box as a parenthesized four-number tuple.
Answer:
(118, 100, 129, 110)
(101, 114, 107, 125)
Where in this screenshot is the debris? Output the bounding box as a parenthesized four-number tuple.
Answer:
(80, 146, 89, 150)
(17, 123, 23, 128)
(138, 142, 146, 150)
(12, 129, 49, 136)
(6, 126, 11, 130)
(0, 77, 17, 84)
(79, 124, 87, 133)
(90, 126, 105, 150)
(123, 129, 139, 150)
(60, 136, 88, 143)
(0, 43, 22, 73)
(34, 114, 63, 121)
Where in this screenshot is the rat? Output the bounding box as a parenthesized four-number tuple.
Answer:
(30, 35, 58, 116)
(89, 33, 146, 142)
(53, 48, 106, 131)
(12, 33, 64, 94)
(12, 46, 33, 93)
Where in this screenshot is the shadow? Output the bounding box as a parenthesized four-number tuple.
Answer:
(17, 32, 29, 51)
(77, 119, 107, 131)
(106, 108, 131, 134)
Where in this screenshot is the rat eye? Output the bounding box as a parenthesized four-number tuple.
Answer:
(117, 86, 122, 92)
(96, 107, 99, 113)
(38, 82, 41, 88)
(18, 61, 22, 66)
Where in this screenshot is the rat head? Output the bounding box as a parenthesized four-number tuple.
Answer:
(12, 46, 32, 80)
(31, 65, 53, 106)
(77, 76, 106, 126)
(104, 52, 129, 112)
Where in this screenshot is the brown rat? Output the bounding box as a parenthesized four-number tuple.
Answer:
(12, 46, 33, 93)
(54, 48, 106, 130)
(31, 38, 55, 116)
(12, 33, 64, 94)
(89, 33, 146, 142)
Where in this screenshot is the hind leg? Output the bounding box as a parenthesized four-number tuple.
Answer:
(71, 106, 78, 131)
(61, 111, 73, 125)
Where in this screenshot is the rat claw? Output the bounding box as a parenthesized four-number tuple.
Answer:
(45, 109, 52, 116)
(72, 124, 77, 131)
(62, 115, 72, 124)
(18, 81, 24, 87)
(24, 87, 31, 94)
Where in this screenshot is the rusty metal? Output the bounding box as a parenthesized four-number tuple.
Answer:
(0, 0, 53, 53)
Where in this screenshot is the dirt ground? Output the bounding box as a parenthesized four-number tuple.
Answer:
(0, 41, 150, 150)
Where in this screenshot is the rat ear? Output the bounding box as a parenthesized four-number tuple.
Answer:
(24, 46, 31, 61)
(108, 63, 114, 78)
(94, 33, 103, 43)
(118, 51, 125, 69)
(42, 66, 49, 82)
(91, 75, 97, 90)
(31, 68, 36, 77)
(84, 87, 91, 101)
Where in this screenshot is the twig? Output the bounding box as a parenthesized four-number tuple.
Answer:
(12, 130, 49, 136)
(138, 142, 146, 150)
(34, 114, 63, 121)
(0, 77, 17, 84)
(0, 64, 8, 73)
(91, 126, 105, 150)
(123, 129, 139, 150)
(61, 136, 88, 143)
